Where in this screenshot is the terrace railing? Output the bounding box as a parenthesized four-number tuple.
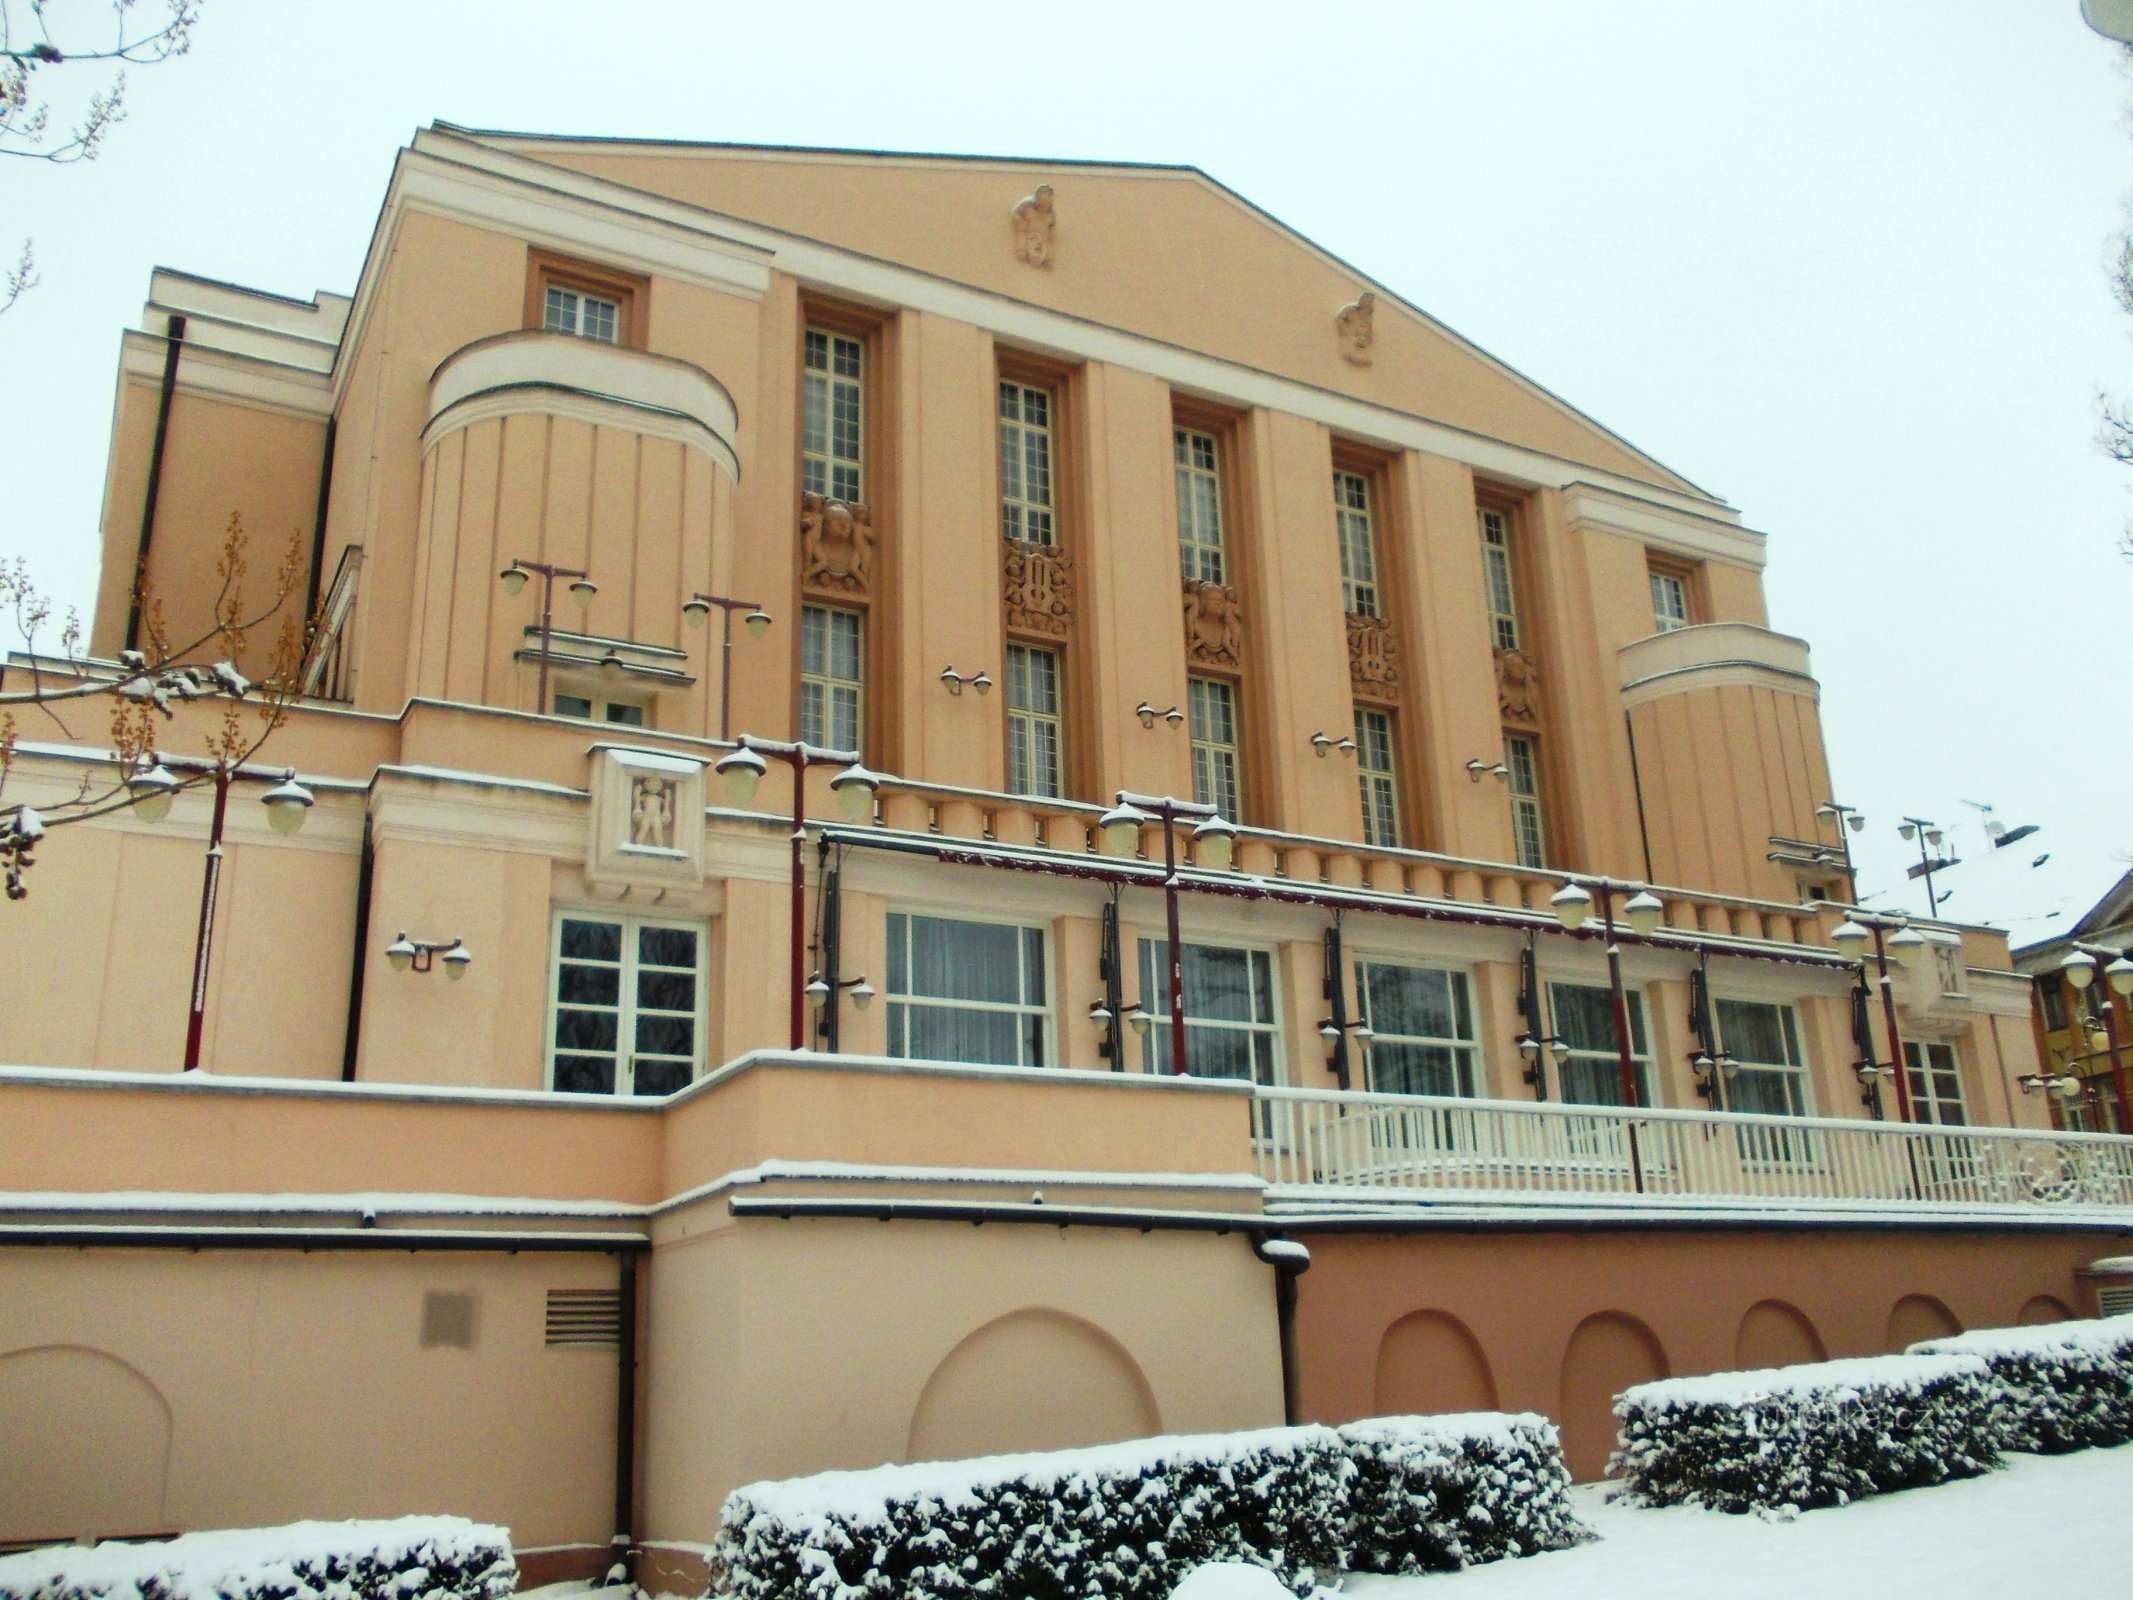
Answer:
(1252, 1086, 2133, 1213)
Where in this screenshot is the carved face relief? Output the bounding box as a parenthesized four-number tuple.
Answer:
(629, 775, 676, 851)
(801, 492, 875, 596)
(1012, 184, 1057, 268)
(1004, 538, 1075, 636)
(1336, 292, 1376, 366)
(1183, 578, 1244, 668)
(1347, 613, 1399, 698)
(1495, 646, 1540, 727)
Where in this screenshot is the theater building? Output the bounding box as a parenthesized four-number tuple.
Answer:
(3, 125, 2128, 1581)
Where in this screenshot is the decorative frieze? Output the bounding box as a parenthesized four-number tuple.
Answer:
(1183, 578, 1243, 669)
(801, 493, 875, 598)
(1011, 185, 1057, 268)
(1003, 538, 1074, 636)
(1347, 612, 1399, 699)
(1496, 646, 1541, 729)
(1336, 291, 1376, 366)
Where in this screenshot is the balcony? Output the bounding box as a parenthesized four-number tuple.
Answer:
(1253, 1086, 2133, 1221)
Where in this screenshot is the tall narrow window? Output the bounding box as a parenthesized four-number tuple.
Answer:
(1649, 566, 1690, 633)
(800, 605, 863, 753)
(1189, 676, 1242, 821)
(999, 381, 1055, 544)
(1355, 706, 1400, 849)
(1903, 1040, 1967, 1128)
(1174, 427, 1226, 584)
(803, 328, 864, 502)
(550, 914, 704, 1096)
(1006, 642, 1064, 799)
(1548, 982, 1655, 1108)
(543, 285, 620, 344)
(1479, 506, 1520, 651)
(1504, 732, 1545, 869)
(1334, 469, 1380, 617)
(886, 913, 1048, 1067)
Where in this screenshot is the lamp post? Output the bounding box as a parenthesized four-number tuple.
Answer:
(1546, 877, 1664, 1108)
(681, 593, 770, 742)
(1813, 800, 1865, 899)
(1098, 790, 1236, 1076)
(127, 759, 315, 1071)
(713, 738, 879, 1049)
(500, 559, 597, 716)
(2060, 945, 2133, 1134)
(1897, 816, 1958, 917)
(1830, 913, 1927, 1123)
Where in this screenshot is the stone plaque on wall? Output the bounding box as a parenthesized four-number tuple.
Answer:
(587, 746, 706, 896)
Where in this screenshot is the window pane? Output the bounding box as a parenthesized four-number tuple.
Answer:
(639, 926, 698, 969)
(558, 964, 621, 1007)
(555, 1009, 618, 1052)
(638, 969, 696, 1012)
(560, 919, 622, 962)
(555, 1057, 616, 1095)
(632, 1059, 691, 1097)
(635, 1013, 695, 1056)
(902, 915, 1027, 1003)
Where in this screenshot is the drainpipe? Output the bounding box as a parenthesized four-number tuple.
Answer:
(610, 1252, 639, 1588)
(304, 415, 340, 624)
(125, 312, 186, 654)
(340, 812, 375, 1082)
(1255, 1236, 1312, 1427)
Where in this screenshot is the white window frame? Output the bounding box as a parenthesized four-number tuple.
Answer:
(547, 910, 707, 1097)
(1547, 980, 1658, 1108)
(1136, 935, 1285, 1094)
(1356, 959, 1480, 1098)
(1504, 732, 1545, 870)
(885, 910, 1051, 1068)
(1904, 1038, 1968, 1127)
(1189, 675, 1243, 823)
(1334, 468, 1380, 617)
(543, 284, 620, 344)
(1649, 567, 1691, 633)
(803, 327, 865, 503)
(1355, 705, 1400, 850)
(1006, 641, 1064, 799)
(1174, 426, 1227, 584)
(801, 604, 864, 754)
(552, 691, 649, 728)
(1479, 506, 1521, 651)
(999, 380, 1056, 545)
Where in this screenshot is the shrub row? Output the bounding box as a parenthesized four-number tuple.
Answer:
(712, 1414, 1589, 1600)
(1613, 1353, 2001, 1514)
(1911, 1311, 2133, 1452)
(0, 1517, 516, 1600)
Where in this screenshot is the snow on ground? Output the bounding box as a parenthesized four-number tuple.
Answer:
(1345, 1444, 2133, 1600)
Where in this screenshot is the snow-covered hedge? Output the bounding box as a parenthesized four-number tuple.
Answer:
(712, 1427, 1353, 1600)
(1339, 1412, 1590, 1575)
(1911, 1313, 2133, 1453)
(0, 1517, 516, 1600)
(1613, 1353, 2001, 1513)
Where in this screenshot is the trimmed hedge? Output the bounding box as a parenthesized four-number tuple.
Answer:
(1339, 1412, 1591, 1575)
(0, 1518, 516, 1600)
(1911, 1312, 2133, 1453)
(1613, 1353, 2000, 1513)
(713, 1426, 1354, 1600)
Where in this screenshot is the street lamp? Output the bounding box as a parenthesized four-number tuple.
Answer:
(385, 934, 472, 980)
(712, 737, 879, 1049)
(939, 668, 993, 696)
(1897, 816, 1959, 916)
(2061, 943, 2133, 1132)
(1548, 876, 1664, 1109)
(1098, 790, 1233, 1076)
(1813, 800, 1864, 899)
(499, 558, 597, 715)
(1830, 913, 1921, 1123)
(681, 594, 771, 741)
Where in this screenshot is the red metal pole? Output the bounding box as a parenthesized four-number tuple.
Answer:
(536, 568, 556, 716)
(1602, 887, 1639, 1108)
(789, 751, 808, 1051)
(182, 767, 231, 1071)
(1163, 807, 1187, 1077)
(1872, 927, 1915, 1123)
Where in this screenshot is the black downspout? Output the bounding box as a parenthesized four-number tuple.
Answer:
(125, 312, 186, 653)
(1099, 891, 1124, 1069)
(1517, 937, 1549, 1101)
(340, 813, 374, 1082)
(611, 1252, 639, 1586)
(818, 842, 843, 1052)
(1323, 922, 1351, 1090)
(304, 415, 340, 625)
(1262, 1243, 1310, 1428)
(1624, 709, 1657, 885)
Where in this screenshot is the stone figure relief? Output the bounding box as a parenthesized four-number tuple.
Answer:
(1011, 184, 1057, 268)
(1182, 578, 1244, 668)
(629, 775, 676, 851)
(1336, 292, 1376, 366)
(1003, 539, 1075, 636)
(800, 492, 875, 596)
(1347, 613, 1400, 698)
(1496, 646, 1540, 728)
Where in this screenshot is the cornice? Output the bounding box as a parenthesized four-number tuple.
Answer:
(1560, 481, 1768, 569)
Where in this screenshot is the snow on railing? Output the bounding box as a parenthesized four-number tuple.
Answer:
(1251, 1086, 2133, 1210)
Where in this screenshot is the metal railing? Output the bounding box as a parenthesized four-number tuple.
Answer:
(1252, 1086, 2133, 1212)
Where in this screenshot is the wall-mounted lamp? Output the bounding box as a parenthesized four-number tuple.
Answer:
(1466, 759, 1510, 783)
(1311, 733, 1358, 759)
(1136, 701, 1185, 729)
(940, 667, 993, 697)
(1517, 1032, 1572, 1091)
(385, 933, 471, 980)
(806, 972, 876, 1011)
(1090, 998, 1156, 1039)
(1318, 1018, 1374, 1058)
(2017, 1071, 2083, 1099)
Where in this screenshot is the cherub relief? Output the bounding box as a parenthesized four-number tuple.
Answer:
(801, 493, 875, 596)
(1335, 292, 1376, 366)
(629, 775, 675, 851)
(1012, 184, 1057, 268)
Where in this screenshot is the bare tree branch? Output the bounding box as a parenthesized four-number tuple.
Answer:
(1, 1, 197, 163)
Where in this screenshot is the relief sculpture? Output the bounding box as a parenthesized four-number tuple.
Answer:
(628, 775, 676, 851)
(1347, 613, 1399, 699)
(1183, 578, 1243, 668)
(1336, 291, 1376, 366)
(801, 493, 875, 597)
(1011, 184, 1057, 267)
(1004, 539, 1074, 636)
(1496, 646, 1540, 728)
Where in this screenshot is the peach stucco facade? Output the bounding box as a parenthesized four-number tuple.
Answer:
(4, 124, 2125, 1576)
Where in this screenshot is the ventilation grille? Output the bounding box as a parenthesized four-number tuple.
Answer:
(421, 1290, 476, 1349)
(546, 1288, 623, 1347)
(2099, 1285, 2133, 1319)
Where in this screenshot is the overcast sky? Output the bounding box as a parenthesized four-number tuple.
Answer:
(3, 1, 2128, 941)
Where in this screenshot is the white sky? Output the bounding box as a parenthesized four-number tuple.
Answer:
(3, 1, 2128, 942)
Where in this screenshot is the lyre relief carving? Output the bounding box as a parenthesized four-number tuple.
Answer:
(1336, 291, 1376, 366)
(1011, 184, 1057, 268)
(1004, 539, 1075, 636)
(1496, 646, 1541, 728)
(800, 492, 875, 597)
(1182, 578, 1244, 668)
(628, 775, 677, 851)
(1347, 613, 1399, 699)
